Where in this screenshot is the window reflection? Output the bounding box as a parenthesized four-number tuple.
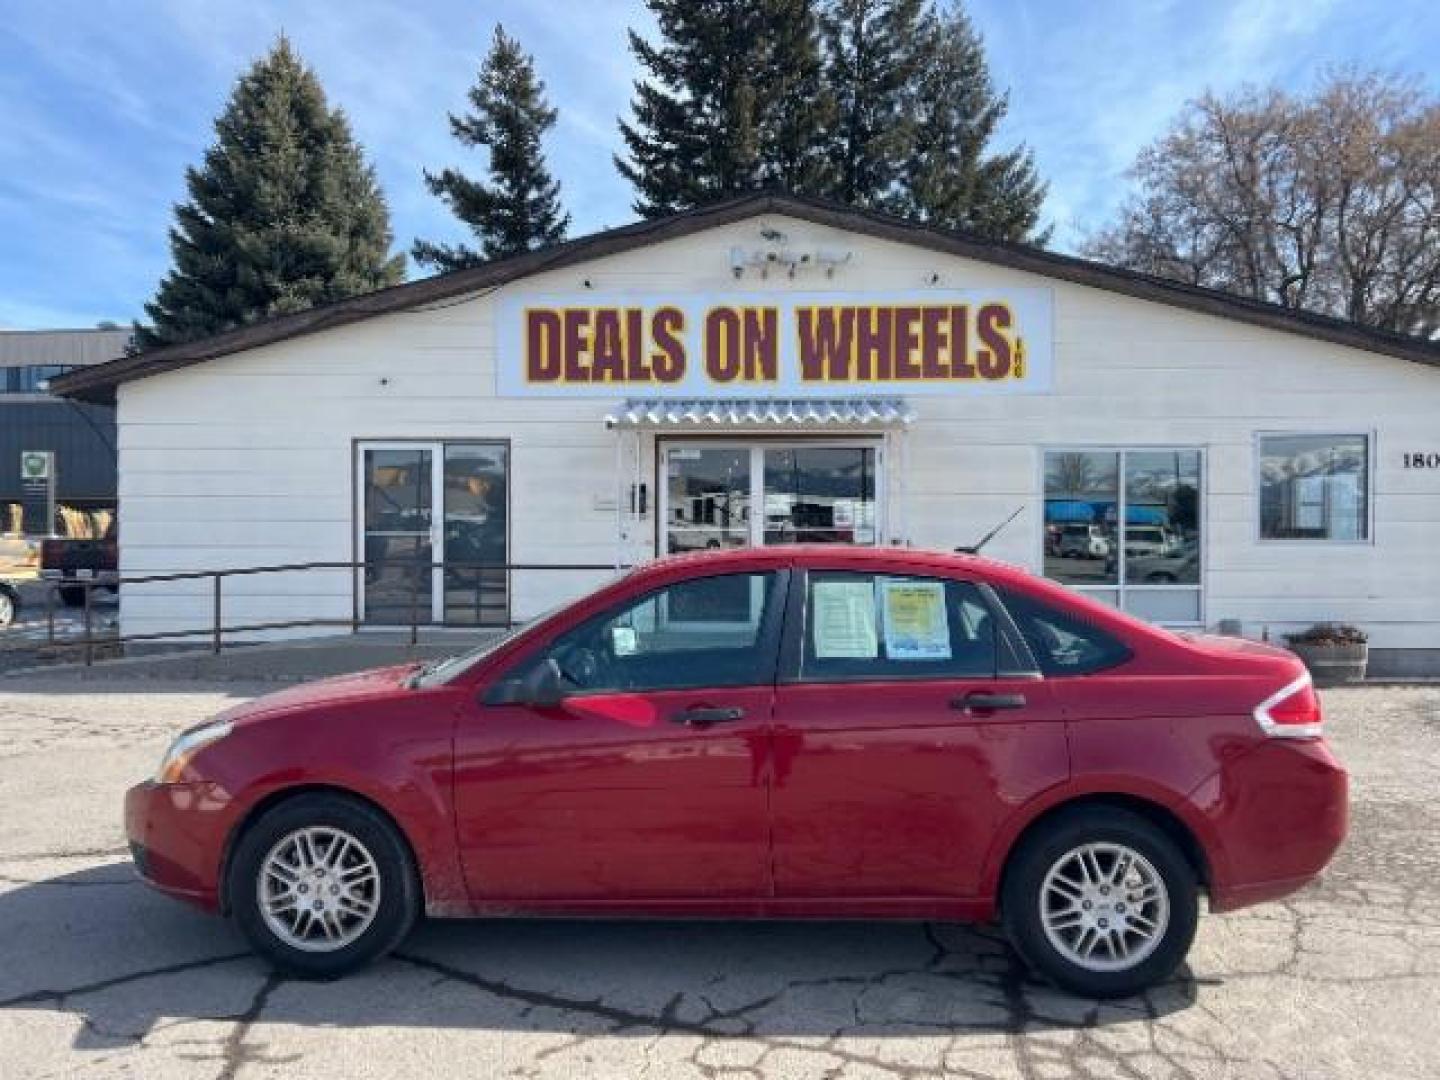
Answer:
(1043, 449, 1204, 625)
(763, 447, 877, 546)
(363, 535, 433, 625)
(443, 444, 509, 625)
(363, 449, 434, 625)
(360, 443, 509, 627)
(1123, 451, 1200, 585)
(1259, 435, 1369, 541)
(1043, 451, 1119, 586)
(2, 365, 76, 394)
(666, 448, 751, 553)
(364, 449, 431, 533)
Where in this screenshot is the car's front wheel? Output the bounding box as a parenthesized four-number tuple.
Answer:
(1001, 806, 1198, 998)
(229, 793, 420, 977)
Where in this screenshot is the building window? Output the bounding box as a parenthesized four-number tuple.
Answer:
(1258, 434, 1370, 542)
(662, 441, 881, 553)
(1043, 449, 1203, 624)
(2, 365, 75, 394)
(357, 441, 509, 626)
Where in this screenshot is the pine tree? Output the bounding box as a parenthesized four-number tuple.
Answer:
(136, 37, 404, 350)
(819, 0, 927, 209)
(758, 0, 836, 196)
(616, 0, 833, 216)
(900, 6, 1047, 242)
(413, 26, 569, 272)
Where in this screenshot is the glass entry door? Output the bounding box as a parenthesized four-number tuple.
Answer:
(663, 442, 880, 555)
(358, 441, 508, 625)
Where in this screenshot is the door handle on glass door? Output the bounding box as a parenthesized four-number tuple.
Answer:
(670, 706, 745, 727)
(951, 692, 1026, 713)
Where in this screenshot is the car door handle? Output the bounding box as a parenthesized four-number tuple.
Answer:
(670, 706, 745, 727)
(951, 691, 1027, 713)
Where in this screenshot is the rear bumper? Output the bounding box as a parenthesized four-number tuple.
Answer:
(124, 780, 229, 912)
(1198, 738, 1348, 913)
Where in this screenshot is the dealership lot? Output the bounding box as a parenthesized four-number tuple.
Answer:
(0, 678, 1436, 1079)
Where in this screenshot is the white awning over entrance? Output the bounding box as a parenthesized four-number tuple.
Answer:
(604, 397, 916, 429)
(604, 397, 915, 568)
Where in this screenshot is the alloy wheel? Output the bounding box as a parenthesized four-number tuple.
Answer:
(1039, 841, 1170, 972)
(256, 826, 382, 953)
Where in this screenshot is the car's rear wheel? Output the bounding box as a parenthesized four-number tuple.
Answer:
(229, 793, 420, 977)
(1001, 806, 1198, 998)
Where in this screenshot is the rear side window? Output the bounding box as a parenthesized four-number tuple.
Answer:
(800, 571, 1000, 681)
(996, 588, 1131, 676)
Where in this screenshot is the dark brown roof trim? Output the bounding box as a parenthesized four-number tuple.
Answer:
(53, 191, 1440, 404)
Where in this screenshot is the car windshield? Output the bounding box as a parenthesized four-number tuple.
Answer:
(410, 599, 574, 688)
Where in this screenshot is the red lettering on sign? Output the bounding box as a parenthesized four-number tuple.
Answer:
(855, 308, 892, 380)
(624, 309, 651, 380)
(705, 307, 741, 382)
(562, 310, 591, 382)
(797, 307, 854, 381)
(526, 309, 562, 381)
(976, 304, 1013, 380)
(651, 307, 685, 382)
(920, 307, 948, 379)
(743, 308, 778, 381)
(893, 306, 921, 379)
(949, 306, 975, 379)
(591, 309, 624, 382)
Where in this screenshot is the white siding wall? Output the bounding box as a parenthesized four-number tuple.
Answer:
(117, 213, 1440, 649)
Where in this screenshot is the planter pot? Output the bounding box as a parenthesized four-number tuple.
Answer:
(1287, 642, 1369, 686)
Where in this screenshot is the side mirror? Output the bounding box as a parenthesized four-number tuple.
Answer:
(484, 658, 571, 708)
(524, 658, 569, 707)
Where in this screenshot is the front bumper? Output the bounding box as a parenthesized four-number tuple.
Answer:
(124, 780, 232, 911)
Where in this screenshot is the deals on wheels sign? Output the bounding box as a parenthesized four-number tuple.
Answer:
(496, 289, 1053, 398)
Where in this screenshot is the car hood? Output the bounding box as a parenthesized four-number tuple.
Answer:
(218, 663, 421, 724)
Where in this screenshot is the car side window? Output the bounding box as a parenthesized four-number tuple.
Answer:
(516, 571, 782, 694)
(995, 587, 1131, 676)
(799, 571, 999, 681)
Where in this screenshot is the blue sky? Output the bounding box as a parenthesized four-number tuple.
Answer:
(2, 0, 1437, 329)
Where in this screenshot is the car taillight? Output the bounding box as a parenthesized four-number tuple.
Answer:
(1254, 673, 1323, 739)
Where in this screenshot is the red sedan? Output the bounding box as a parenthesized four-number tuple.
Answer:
(126, 546, 1347, 997)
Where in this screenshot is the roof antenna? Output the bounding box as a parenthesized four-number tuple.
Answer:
(956, 506, 1025, 555)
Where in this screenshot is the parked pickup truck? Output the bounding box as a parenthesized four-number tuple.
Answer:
(0, 580, 17, 628)
(40, 524, 118, 607)
(0, 534, 38, 629)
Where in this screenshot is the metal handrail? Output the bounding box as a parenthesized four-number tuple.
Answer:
(4, 560, 630, 665)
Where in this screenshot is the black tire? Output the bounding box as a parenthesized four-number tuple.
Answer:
(1001, 806, 1198, 998)
(229, 793, 420, 978)
(58, 585, 86, 607)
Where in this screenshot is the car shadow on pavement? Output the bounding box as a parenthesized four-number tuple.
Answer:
(0, 863, 1199, 1052)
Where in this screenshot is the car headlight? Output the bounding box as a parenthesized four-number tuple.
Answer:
(154, 719, 233, 784)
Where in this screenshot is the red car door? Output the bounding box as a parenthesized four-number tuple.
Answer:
(770, 566, 1068, 899)
(453, 569, 785, 903)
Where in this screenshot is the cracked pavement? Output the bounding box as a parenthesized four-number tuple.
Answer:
(0, 677, 1436, 1079)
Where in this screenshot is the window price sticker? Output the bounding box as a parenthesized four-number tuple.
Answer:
(879, 579, 951, 661)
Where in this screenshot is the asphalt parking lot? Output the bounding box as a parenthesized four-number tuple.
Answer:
(0, 678, 1436, 1079)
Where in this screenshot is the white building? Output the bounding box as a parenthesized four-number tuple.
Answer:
(54, 194, 1440, 675)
